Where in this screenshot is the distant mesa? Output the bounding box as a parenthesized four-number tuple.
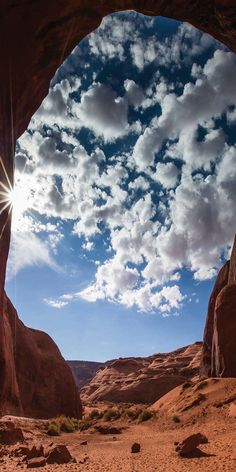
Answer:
(78, 342, 202, 404)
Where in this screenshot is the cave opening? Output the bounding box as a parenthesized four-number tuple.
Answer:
(3, 10, 236, 365)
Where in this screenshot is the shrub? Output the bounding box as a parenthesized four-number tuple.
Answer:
(47, 423, 60, 436)
(123, 408, 142, 420)
(60, 418, 75, 433)
(89, 409, 100, 420)
(77, 419, 92, 431)
(137, 410, 153, 423)
(172, 415, 181, 423)
(103, 408, 120, 422)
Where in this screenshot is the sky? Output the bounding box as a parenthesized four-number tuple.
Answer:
(5, 12, 236, 361)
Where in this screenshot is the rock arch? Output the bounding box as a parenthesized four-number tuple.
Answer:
(0, 0, 236, 417)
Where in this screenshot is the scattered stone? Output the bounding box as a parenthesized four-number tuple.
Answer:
(131, 443, 140, 453)
(113, 436, 117, 441)
(80, 440, 87, 445)
(46, 444, 75, 464)
(0, 422, 24, 445)
(94, 425, 122, 435)
(27, 457, 46, 468)
(175, 433, 208, 456)
(27, 444, 45, 459)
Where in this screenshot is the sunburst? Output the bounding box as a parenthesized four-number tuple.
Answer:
(0, 156, 14, 215)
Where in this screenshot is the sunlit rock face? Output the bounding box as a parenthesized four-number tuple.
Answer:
(201, 236, 236, 377)
(81, 343, 202, 404)
(0, 292, 82, 418)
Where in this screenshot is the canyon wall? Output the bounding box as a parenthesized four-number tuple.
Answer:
(201, 236, 236, 377)
(81, 343, 202, 404)
(0, 292, 82, 418)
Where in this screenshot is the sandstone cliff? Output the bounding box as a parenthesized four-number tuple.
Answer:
(201, 236, 236, 377)
(81, 343, 202, 404)
(67, 360, 105, 392)
(0, 292, 82, 418)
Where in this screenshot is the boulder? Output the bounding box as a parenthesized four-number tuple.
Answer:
(46, 444, 74, 464)
(0, 293, 82, 419)
(27, 457, 46, 468)
(0, 421, 24, 445)
(131, 443, 141, 453)
(175, 433, 208, 456)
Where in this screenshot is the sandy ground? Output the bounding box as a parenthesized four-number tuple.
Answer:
(1, 378, 236, 471)
(0, 415, 236, 471)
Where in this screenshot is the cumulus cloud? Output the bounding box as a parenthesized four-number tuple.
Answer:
(73, 83, 129, 141)
(10, 13, 236, 315)
(153, 162, 179, 188)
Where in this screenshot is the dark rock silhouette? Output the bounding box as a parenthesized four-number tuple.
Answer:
(0, 293, 82, 418)
(201, 236, 236, 377)
(175, 433, 208, 457)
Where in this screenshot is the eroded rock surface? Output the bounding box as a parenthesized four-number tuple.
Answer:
(0, 293, 82, 419)
(81, 343, 202, 404)
(201, 236, 236, 377)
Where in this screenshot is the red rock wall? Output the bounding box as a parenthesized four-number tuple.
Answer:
(0, 293, 82, 418)
(201, 237, 236, 377)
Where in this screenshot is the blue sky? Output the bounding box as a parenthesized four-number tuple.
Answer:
(5, 12, 236, 361)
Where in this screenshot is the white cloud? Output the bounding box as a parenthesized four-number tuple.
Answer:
(73, 82, 129, 141)
(153, 162, 179, 188)
(44, 299, 68, 309)
(7, 232, 59, 278)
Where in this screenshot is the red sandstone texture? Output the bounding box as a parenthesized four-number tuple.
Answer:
(81, 343, 201, 404)
(201, 236, 236, 377)
(0, 292, 82, 419)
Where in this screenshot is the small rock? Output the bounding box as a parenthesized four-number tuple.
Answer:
(0, 423, 24, 445)
(131, 443, 140, 453)
(27, 457, 46, 468)
(80, 441, 87, 446)
(46, 444, 75, 464)
(175, 433, 208, 456)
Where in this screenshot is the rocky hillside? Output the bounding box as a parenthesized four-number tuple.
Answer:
(80, 342, 202, 405)
(0, 293, 82, 419)
(67, 360, 105, 391)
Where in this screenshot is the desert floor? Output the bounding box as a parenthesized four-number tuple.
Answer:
(1, 378, 236, 471)
(1, 410, 236, 472)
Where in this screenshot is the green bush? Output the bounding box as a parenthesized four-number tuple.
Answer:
(103, 408, 120, 422)
(77, 419, 92, 431)
(89, 409, 100, 420)
(60, 418, 75, 433)
(137, 410, 153, 423)
(123, 408, 141, 420)
(47, 423, 60, 436)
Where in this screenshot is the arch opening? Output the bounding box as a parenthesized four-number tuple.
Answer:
(4, 11, 236, 363)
